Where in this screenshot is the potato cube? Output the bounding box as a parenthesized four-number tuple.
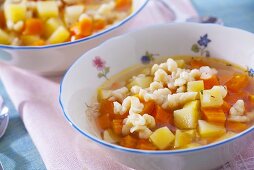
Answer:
(48, 26, 70, 44)
(200, 88, 223, 108)
(175, 59, 185, 68)
(214, 131, 236, 142)
(174, 130, 193, 148)
(97, 88, 112, 102)
(21, 35, 40, 46)
(187, 80, 204, 92)
(128, 76, 153, 89)
(0, 29, 11, 45)
(4, 4, 26, 23)
(149, 127, 175, 150)
(64, 5, 84, 26)
(198, 120, 226, 138)
(37, 1, 59, 19)
(183, 143, 201, 149)
(174, 100, 200, 129)
(103, 129, 120, 143)
(44, 18, 62, 38)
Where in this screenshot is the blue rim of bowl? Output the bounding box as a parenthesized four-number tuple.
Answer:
(0, 0, 149, 50)
(59, 23, 254, 155)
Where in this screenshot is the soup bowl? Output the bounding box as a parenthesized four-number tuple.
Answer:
(59, 23, 254, 170)
(0, 0, 148, 75)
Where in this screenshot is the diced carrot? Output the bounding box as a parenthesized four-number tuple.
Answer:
(222, 101, 231, 115)
(120, 135, 137, 148)
(136, 139, 157, 150)
(32, 39, 45, 46)
(112, 119, 123, 135)
(154, 105, 173, 125)
(70, 17, 93, 37)
(140, 101, 155, 116)
(249, 95, 254, 104)
(99, 100, 114, 115)
(23, 18, 43, 35)
(227, 122, 248, 133)
(0, 10, 6, 28)
(99, 99, 127, 119)
(224, 91, 249, 105)
(115, 0, 132, 11)
(190, 59, 208, 69)
(225, 74, 249, 92)
(96, 113, 111, 130)
(201, 108, 226, 124)
(201, 75, 219, 89)
(93, 18, 106, 32)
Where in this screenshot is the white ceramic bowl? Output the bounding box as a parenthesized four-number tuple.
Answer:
(59, 23, 254, 170)
(0, 0, 148, 75)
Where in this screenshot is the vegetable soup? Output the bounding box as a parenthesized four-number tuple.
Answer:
(96, 56, 254, 150)
(0, 0, 132, 46)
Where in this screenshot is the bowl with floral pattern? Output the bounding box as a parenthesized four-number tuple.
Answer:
(0, 0, 148, 75)
(59, 23, 254, 170)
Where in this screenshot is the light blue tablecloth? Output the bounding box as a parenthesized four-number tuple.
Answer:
(0, 1, 254, 169)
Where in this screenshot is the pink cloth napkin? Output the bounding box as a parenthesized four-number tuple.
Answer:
(4, 1, 247, 170)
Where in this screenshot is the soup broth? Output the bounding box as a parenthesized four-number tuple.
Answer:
(95, 56, 254, 150)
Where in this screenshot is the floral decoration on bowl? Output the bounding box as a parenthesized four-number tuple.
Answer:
(191, 34, 211, 57)
(93, 56, 110, 80)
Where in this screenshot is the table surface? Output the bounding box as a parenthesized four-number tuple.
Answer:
(1, 0, 254, 169)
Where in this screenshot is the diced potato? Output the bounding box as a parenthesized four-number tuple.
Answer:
(21, 35, 41, 46)
(4, 4, 26, 23)
(103, 129, 120, 143)
(48, 26, 70, 44)
(44, 18, 62, 38)
(149, 127, 175, 150)
(128, 76, 153, 89)
(187, 80, 204, 92)
(200, 88, 223, 108)
(183, 143, 201, 149)
(174, 100, 200, 129)
(0, 29, 11, 45)
(175, 59, 185, 68)
(198, 120, 226, 138)
(184, 129, 196, 139)
(97, 88, 112, 102)
(37, 1, 59, 19)
(214, 131, 236, 142)
(174, 130, 193, 148)
(64, 5, 84, 26)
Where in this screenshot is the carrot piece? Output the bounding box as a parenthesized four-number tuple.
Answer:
(32, 39, 45, 46)
(225, 74, 249, 92)
(99, 99, 127, 119)
(201, 75, 220, 89)
(0, 10, 6, 28)
(136, 139, 157, 150)
(154, 105, 173, 125)
(99, 100, 114, 115)
(96, 113, 111, 130)
(70, 17, 93, 37)
(222, 101, 231, 115)
(249, 95, 254, 104)
(93, 18, 106, 32)
(120, 135, 137, 149)
(112, 119, 123, 135)
(190, 59, 208, 69)
(201, 108, 226, 124)
(140, 101, 155, 116)
(115, 0, 132, 11)
(23, 18, 43, 35)
(224, 91, 249, 105)
(227, 122, 248, 133)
